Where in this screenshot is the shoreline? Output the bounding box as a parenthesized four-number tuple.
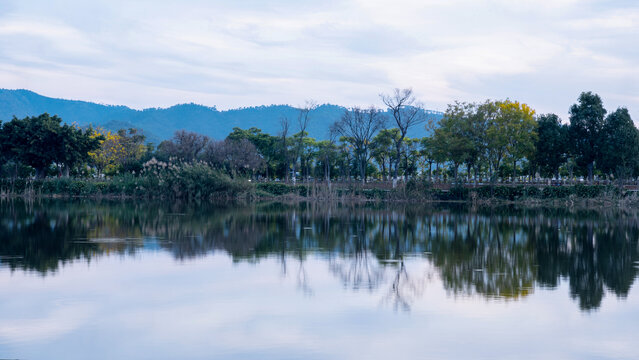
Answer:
(2, 177, 636, 207)
(1, 187, 636, 210)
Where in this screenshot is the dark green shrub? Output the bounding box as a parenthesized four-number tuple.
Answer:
(525, 186, 541, 198)
(296, 185, 308, 197)
(542, 186, 572, 198)
(256, 183, 296, 196)
(362, 188, 388, 199)
(433, 185, 468, 201)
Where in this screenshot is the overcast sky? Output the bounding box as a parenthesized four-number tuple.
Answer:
(0, 0, 637, 119)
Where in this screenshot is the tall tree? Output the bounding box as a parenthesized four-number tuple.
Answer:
(380, 88, 427, 185)
(464, 102, 489, 183)
(432, 102, 477, 182)
(279, 117, 290, 182)
(568, 91, 607, 182)
(371, 129, 400, 181)
(331, 106, 386, 183)
(483, 100, 536, 183)
(1, 114, 63, 178)
(500, 100, 537, 182)
(227, 127, 280, 179)
(291, 100, 317, 184)
(89, 128, 147, 175)
(57, 124, 103, 176)
(597, 108, 639, 180)
(316, 138, 338, 184)
(400, 138, 421, 178)
(420, 137, 436, 181)
(533, 114, 568, 179)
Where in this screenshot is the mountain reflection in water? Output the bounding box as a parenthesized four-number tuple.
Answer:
(1, 199, 638, 311)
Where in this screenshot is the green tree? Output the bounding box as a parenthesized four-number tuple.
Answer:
(57, 124, 103, 176)
(291, 101, 317, 184)
(227, 127, 281, 179)
(400, 138, 421, 178)
(534, 114, 568, 179)
(299, 136, 318, 181)
(380, 88, 427, 185)
(420, 137, 436, 180)
(464, 103, 489, 183)
(568, 91, 607, 182)
(1, 114, 63, 178)
(0, 120, 6, 172)
(597, 108, 639, 180)
(432, 102, 475, 181)
(371, 129, 399, 180)
(315, 139, 338, 182)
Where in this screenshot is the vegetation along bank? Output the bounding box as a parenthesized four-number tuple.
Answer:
(1, 89, 638, 203)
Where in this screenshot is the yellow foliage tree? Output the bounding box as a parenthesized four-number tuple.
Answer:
(89, 128, 147, 175)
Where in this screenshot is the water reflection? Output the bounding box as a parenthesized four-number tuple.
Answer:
(1, 199, 638, 311)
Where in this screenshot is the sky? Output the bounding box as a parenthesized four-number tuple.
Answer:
(0, 0, 637, 120)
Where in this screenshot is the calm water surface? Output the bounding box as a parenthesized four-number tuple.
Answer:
(1, 199, 639, 359)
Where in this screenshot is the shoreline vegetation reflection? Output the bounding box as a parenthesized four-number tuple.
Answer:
(1, 199, 638, 312)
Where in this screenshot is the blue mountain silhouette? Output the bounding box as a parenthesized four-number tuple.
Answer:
(0, 89, 441, 143)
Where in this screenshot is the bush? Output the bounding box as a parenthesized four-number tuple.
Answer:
(525, 186, 541, 198)
(542, 186, 572, 199)
(257, 183, 297, 196)
(432, 185, 468, 201)
(362, 188, 389, 200)
(2, 160, 253, 199)
(573, 184, 612, 198)
(139, 160, 251, 199)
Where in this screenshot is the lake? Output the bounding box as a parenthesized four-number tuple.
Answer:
(1, 199, 638, 359)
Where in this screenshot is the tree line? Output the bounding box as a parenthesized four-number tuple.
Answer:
(1, 90, 637, 184)
(428, 91, 638, 184)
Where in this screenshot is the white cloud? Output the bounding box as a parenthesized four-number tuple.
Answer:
(0, 0, 637, 119)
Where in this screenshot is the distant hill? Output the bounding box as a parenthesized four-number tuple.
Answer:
(0, 89, 442, 142)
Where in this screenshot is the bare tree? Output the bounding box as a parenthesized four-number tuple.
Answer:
(292, 100, 318, 185)
(158, 130, 210, 162)
(331, 106, 386, 183)
(380, 88, 426, 186)
(203, 139, 264, 177)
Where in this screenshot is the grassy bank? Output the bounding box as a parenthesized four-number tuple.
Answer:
(256, 181, 635, 205)
(0, 165, 252, 200)
(1, 175, 636, 205)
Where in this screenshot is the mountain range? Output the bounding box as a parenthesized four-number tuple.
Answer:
(0, 89, 442, 143)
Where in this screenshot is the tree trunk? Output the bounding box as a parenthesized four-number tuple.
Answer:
(292, 161, 296, 185)
(393, 141, 402, 187)
(361, 158, 366, 184)
(381, 161, 386, 181)
(569, 163, 574, 182)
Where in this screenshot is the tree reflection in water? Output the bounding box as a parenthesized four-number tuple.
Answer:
(1, 199, 638, 311)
